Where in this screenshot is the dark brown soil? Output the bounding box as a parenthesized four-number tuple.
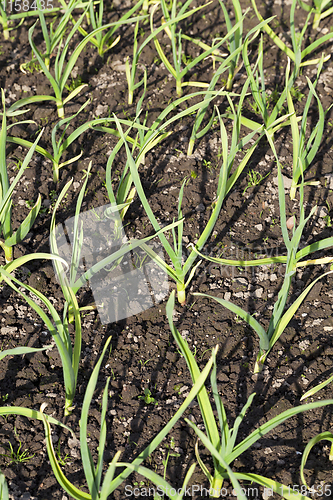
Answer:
(1, 0, 333, 499)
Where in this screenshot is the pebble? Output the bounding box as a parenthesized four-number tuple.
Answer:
(195, 203, 205, 212)
(273, 174, 292, 190)
(110, 60, 127, 72)
(317, 206, 328, 218)
(1, 326, 18, 335)
(95, 104, 108, 116)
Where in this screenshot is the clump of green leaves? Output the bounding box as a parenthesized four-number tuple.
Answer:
(242, 169, 269, 195)
(138, 387, 158, 405)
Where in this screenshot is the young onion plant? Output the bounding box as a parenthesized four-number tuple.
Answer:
(150, 0, 245, 98)
(192, 142, 333, 373)
(0, 404, 71, 500)
(251, 0, 332, 70)
(11, 71, 211, 186)
(235, 42, 327, 200)
(186, 17, 275, 156)
(217, 0, 244, 91)
(0, 165, 180, 415)
(298, 0, 333, 30)
(27, 7, 145, 118)
(125, 0, 210, 104)
(8, 98, 90, 183)
(27, 4, 90, 119)
(40, 335, 216, 500)
(65, 0, 146, 56)
(236, 33, 298, 141)
(94, 88, 231, 225)
(23, 0, 85, 71)
(89, 87, 232, 234)
(0, 258, 82, 416)
(0, 90, 42, 263)
(166, 291, 333, 499)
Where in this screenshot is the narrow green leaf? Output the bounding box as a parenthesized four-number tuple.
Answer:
(0, 345, 52, 362)
(194, 293, 269, 351)
(80, 337, 112, 496)
(269, 270, 333, 349)
(0, 405, 72, 432)
(5, 194, 41, 247)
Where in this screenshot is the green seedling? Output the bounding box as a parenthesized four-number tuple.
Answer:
(298, 0, 333, 30)
(56, 447, 71, 467)
(173, 384, 182, 395)
(186, 7, 271, 155)
(162, 437, 180, 480)
(227, 33, 328, 201)
(23, 0, 87, 71)
(0, 343, 72, 497)
(65, 75, 84, 93)
(285, 57, 326, 199)
(27, 4, 89, 118)
(0, 262, 82, 417)
(208, 22, 296, 160)
(1, 172, 180, 416)
(239, 33, 297, 140)
(251, 0, 332, 70)
(0, 90, 42, 263)
(125, 0, 211, 104)
(186, 46, 242, 156)
(26, 5, 145, 118)
(93, 89, 233, 248)
(242, 169, 269, 195)
(112, 78, 277, 305)
(8, 98, 90, 182)
(217, 0, 244, 90)
(63, 0, 146, 57)
(323, 201, 332, 227)
(139, 358, 151, 371)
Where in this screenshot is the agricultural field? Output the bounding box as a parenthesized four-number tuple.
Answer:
(0, 0, 333, 498)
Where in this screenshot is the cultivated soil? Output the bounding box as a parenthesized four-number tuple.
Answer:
(1, 0, 333, 499)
